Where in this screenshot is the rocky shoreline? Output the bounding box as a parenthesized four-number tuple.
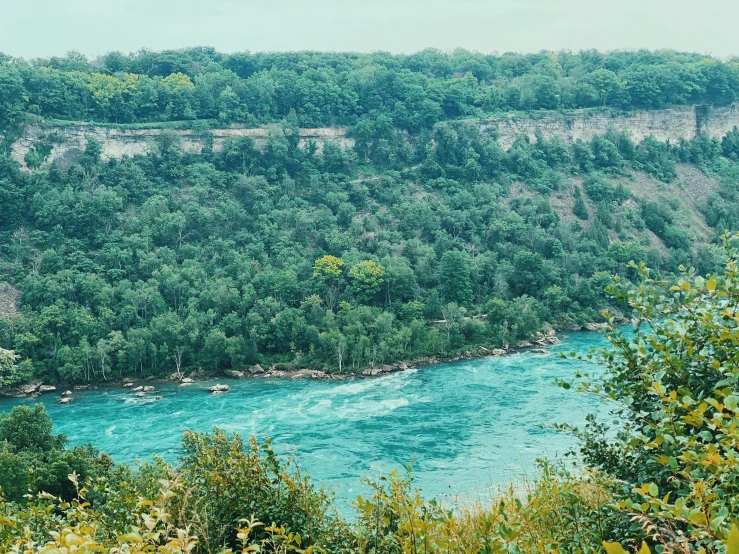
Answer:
(0, 323, 610, 403)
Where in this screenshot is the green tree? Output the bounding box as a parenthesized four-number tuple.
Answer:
(572, 186, 589, 220)
(570, 235, 739, 552)
(0, 404, 63, 452)
(438, 250, 472, 306)
(0, 348, 29, 388)
(348, 260, 385, 303)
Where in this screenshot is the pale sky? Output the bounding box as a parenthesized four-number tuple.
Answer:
(1, 0, 738, 59)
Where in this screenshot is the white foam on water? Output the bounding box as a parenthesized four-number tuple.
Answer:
(334, 396, 410, 421)
(325, 368, 419, 398)
(301, 398, 333, 416)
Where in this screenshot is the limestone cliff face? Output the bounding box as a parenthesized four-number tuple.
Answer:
(11, 125, 353, 169)
(10, 104, 739, 169)
(486, 104, 739, 149)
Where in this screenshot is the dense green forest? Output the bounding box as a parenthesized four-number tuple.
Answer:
(2, 48, 739, 387)
(2, 117, 739, 385)
(0, 48, 738, 130)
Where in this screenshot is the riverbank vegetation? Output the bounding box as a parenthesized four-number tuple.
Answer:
(3, 244, 739, 552)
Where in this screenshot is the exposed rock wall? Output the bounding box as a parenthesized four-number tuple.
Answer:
(486, 104, 739, 149)
(10, 104, 739, 169)
(0, 284, 19, 319)
(11, 124, 354, 169)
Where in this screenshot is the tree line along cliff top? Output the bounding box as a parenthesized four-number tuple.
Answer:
(1, 48, 738, 132)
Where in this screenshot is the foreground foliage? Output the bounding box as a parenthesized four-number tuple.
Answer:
(0, 426, 613, 553)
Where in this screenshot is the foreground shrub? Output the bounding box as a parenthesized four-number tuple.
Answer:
(570, 233, 739, 552)
(172, 429, 355, 553)
(355, 462, 610, 553)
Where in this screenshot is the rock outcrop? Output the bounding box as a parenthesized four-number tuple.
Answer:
(224, 369, 245, 379)
(0, 284, 19, 319)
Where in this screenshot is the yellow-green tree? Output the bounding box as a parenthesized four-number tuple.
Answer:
(313, 255, 344, 281)
(313, 256, 345, 310)
(348, 260, 385, 303)
(0, 347, 23, 387)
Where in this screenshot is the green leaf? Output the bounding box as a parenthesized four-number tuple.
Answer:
(725, 395, 738, 411)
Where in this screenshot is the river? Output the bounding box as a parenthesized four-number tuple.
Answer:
(0, 331, 609, 509)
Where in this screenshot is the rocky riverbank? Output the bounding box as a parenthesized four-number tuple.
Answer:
(0, 324, 610, 402)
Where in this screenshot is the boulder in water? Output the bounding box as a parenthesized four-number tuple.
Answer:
(531, 348, 550, 355)
(62, 390, 73, 397)
(155, 395, 164, 401)
(38, 385, 57, 393)
(136, 392, 146, 398)
(130, 386, 144, 393)
(142, 385, 155, 392)
(58, 397, 73, 404)
(248, 364, 265, 375)
(209, 384, 230, 393)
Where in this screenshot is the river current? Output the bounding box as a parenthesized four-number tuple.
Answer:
(0, 331, 608, 508)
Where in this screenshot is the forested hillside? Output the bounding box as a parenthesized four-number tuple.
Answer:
(2, 48, 739, 387)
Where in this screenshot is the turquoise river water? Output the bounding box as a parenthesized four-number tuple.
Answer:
(0, 331, 609, 508)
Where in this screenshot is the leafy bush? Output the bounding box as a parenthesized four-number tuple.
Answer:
(173, 429, 353, 552)
(0, 404, 110, 502)
(583, 173, 628, 203)
(568, 233, 739, 552)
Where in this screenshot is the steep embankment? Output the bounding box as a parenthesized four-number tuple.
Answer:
(545, 164, 722, 253)
(11, 104, 739, 170)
